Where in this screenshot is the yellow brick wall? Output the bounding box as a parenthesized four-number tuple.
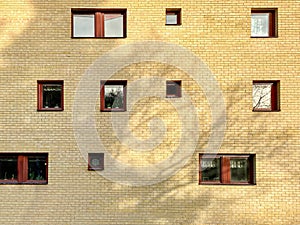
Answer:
(0, 0, 299, 224)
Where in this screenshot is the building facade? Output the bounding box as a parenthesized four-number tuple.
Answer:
(0, 0, 299, 224)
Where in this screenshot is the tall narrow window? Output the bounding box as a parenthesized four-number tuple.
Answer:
(166, 8, 181, 25)
(72, 9, 127, 38)
(0, 153, 48, 184)
(100, 80, 127, 112)
(252, 81, 279, 111)
(251, 9, 277, 37)
(38, 81, 63, 111)
(199, 154, 255, 185)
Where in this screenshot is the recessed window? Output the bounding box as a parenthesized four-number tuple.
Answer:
(88, 153, 104, 171)
(0, 153, 48, 184)
(199, 154, 255, 185)
(253, 81, 279, 111)
(166, 8, 181, 25)
(100, 80, 127, 112)
(38, 81, 63, 111)
(251, 9, 277, 37)
(72, 8, 127, 38)
(166, 80, 181, 98)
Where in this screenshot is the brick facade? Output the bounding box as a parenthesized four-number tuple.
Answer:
(0, 0, 299, 224)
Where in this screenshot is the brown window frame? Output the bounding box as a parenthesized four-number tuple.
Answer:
(100, 80, 127, 112)
(252, 80, 280, 112)
(71, 8, 127, 38)
(0, 153, 48, 185)
(88, 153, 104, 171)
(37, 80, 64, 111)
(166, 8, 181, 25)
(166, 80, 182, 98)
(251, 9, 277, 38)
(199, 154, 256, 185)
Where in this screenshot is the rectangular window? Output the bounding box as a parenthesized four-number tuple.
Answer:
(72, 8, 127, 38)
(0, 153, 48, 184)
(251, 9, 277, 37)
(88, 153, 104, 171)
(166, 8, 181, 25)
(199, 154, 255, 185)
(253, 81, 279, 111)
(166, 80, 181, 98)
(100, 80, 127, 112)
(38, 81, 64, 111)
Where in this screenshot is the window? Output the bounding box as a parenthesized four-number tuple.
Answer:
(166, 8, 181, 25)
(100, 80, 127, 112)
(251, 9, 277, 37)
(199, 154, 255, 185)
(253, 81, 279, 111)
(88, 153, 104, 171)
(72, 8, 127, 38)
(38, 81, 63, 111)
(166, 80, 181, 98)
(0, 153, 48, 184)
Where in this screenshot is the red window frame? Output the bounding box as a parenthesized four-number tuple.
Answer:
(88, 153, 104, 171)
(251, 9, 277, 38)
(37, 80, 64, 111)
(199, 154, 255, 185)
(0, 153, 48, 185)
(166, 8, 181, 25)
(252, 80, 280, 112)
(100, 80, 127, 112)
(71, 8, 127, 38)
(166, 80, 182, 98)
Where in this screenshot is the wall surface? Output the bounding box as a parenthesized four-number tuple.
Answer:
(0, 0, 299, 224)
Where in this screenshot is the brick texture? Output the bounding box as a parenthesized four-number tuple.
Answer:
(0, 0, 299, 224)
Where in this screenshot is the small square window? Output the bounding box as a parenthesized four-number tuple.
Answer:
(199, 154, 255, 185)
(72, 9, 127, 38)
(166, 80, 181, 98)
(251, 9, 277, 37)
(88, 153, 104, 171)
(253, 81, 279, 111)
(166, 8, 181, 25)
(38, 81, 63, 111)
(0, 153, 48, 184)
(100, 80, 127, 112)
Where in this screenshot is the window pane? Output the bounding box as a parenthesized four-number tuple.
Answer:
(166, 14, 178, 25)
(251, 13, 269, 37)
(104, 14, 123, 37)
(230, 158, 249, 182)
(253, 83, 272, 110)
(43, 84, 62, 108)
(0, 156, 18, 180)
(73, 14, 95, 37)
(28, 156, 47, 180)
(201, 158, 220, 181)
(104, 85, 124, 109)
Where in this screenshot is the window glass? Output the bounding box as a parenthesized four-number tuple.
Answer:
(252, 83, 272, 110)
(0, 156, 18, 180)
(201, 158, 220, 182)
(73, 14, 95, 37)
(166, 14, 177, 25)
(43, 84, 62, 109)
(104, 85, 124, 109)
(251, 13, 269, 37)
(28, 156, 47, 181)
(230, 158, 249, 182)
(104, 14, 123, 37)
